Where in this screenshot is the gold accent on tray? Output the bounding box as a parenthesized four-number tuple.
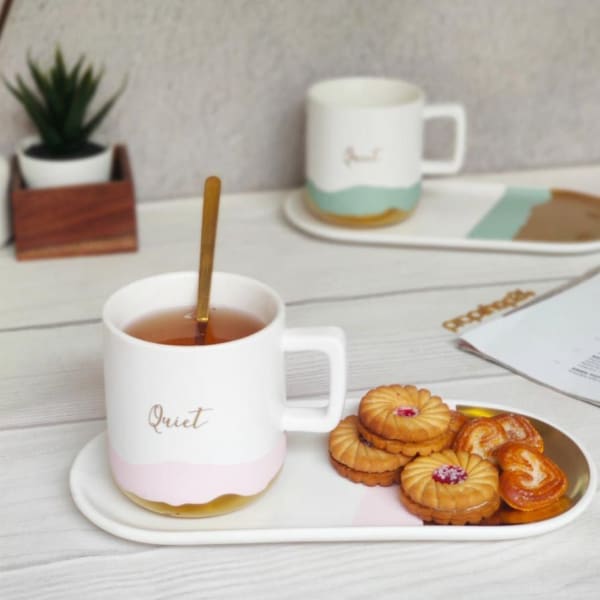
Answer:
(516, 189, 600, 242)
(442, 289, 535, 332)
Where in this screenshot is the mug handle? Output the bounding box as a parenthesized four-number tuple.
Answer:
(280, 327, 347, 432)
(421, 103, 467, 175)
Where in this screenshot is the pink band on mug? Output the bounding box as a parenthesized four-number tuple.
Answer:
(109, 434, 286, 506)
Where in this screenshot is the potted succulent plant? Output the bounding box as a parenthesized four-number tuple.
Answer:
(4, 46, 125, 189)
(4, 48, 137, 260)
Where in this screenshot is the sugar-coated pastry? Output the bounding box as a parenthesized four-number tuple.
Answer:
(328, 416, 410, 486)
(453, 417, 508, 461)
(494, 442, 568, 511)
(358, 384, 451, 442)
(399, 449, 500, 525)
(492, 413, 544, 453)
(357, 410, 465, 457)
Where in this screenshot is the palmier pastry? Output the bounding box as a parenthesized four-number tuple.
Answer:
(328, 416, 410, 486)
(399, 449, 500, 525)
(492, 413, 544, 453)
(453, 417, 508, 461)
(358, 385, 451, 442)
(357, 410, 465, 457)
(494, 442, 568, 511)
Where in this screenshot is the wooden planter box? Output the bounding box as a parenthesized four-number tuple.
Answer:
(10, 144, 138, 260)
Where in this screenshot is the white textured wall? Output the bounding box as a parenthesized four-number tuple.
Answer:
(1, 0, 600, 201)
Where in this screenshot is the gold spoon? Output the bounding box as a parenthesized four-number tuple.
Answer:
(195, 176, 221, 344)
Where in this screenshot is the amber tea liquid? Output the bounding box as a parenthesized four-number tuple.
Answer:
(125, 305, 264, 345)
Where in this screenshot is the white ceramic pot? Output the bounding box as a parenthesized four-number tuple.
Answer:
(17, 136, 113, 189)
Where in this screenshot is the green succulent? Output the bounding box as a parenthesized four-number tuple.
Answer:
(3, 46, 126, 156)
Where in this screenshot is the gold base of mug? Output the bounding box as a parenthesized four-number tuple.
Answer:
(305, 195, 412, 228)
(118, 471, 281, 518)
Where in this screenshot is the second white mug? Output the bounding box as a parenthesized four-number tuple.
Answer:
(305, 77, 466, 227)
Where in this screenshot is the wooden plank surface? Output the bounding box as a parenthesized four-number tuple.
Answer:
(1, 167, 600, 599)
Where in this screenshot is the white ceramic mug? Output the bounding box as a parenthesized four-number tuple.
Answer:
(306, 77, 467, 226)
(102, 271, 346, 516)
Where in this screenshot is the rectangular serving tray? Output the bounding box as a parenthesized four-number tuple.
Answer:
(284, 181, 600, 254)
(69, 399, 596, 545)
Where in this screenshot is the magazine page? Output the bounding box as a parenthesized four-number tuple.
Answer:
(459, 268, 600, 406)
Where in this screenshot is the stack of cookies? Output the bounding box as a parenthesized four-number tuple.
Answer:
(329, 384, 464, 486)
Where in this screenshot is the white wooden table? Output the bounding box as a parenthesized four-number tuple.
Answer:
(1, 166, 600, 599)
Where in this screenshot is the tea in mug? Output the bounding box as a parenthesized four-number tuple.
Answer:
(125, 306, 264, 345)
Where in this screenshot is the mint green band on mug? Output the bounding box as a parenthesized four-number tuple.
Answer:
(306, 180, 421, 216)
(468, 187, 551, 240)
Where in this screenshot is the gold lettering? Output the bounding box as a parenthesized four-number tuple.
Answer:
(148, 404, 164, 434)
(442, 319, 459, 332)
(502, 292, 518, 307)
(147, 404, 211, 434)
(190, 407, 209, 429)
(344, 146, 382, 167)
(477, 304, 494, 317)
(441, 289, 536, 332)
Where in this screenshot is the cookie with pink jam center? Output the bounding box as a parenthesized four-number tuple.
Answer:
(358, 384, 451, 442)
(399, 449, 500, 525)
(357, 410, 466, 457)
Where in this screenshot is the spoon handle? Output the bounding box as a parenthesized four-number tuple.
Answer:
(196, 176, 221, 326)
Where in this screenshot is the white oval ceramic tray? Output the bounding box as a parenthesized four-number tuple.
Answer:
(70, 399, 596, 545)
(284, 181, 600, 254)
